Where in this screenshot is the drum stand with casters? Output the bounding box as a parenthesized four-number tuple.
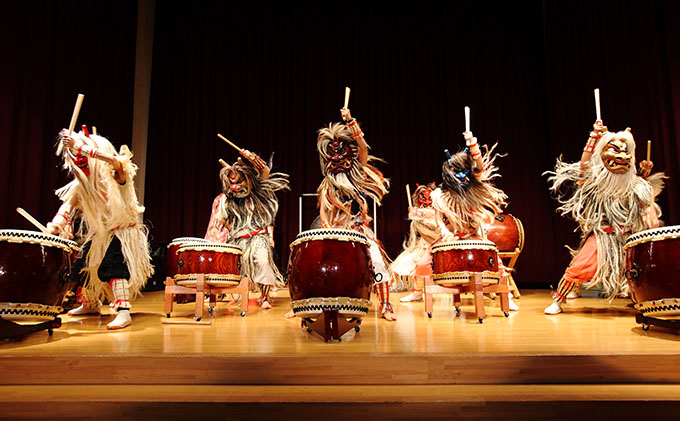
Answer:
(163, 274, 249, 322)
(417, 264, 511, 323)
(301, 310, 361, 342)
(635, 313, 680, 332)
(0, 316, 61, 340)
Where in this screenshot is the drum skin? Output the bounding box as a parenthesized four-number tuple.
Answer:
(287, 235, 373, 303)
(485, 214, 524, 253)
(624, 226, 680, 315)
(176, 244, 241, 277)
(0, 230, 76, 319)
(166, 237, 208, 277)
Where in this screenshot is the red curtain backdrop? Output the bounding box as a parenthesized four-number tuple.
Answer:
(3, 1, 679, 287)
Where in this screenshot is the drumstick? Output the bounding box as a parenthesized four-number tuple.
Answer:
(217, 134, 242, 153)
(594, 88, 601, 121)
(465, 106, 470, 133)
(219, 159, 228, 167)
(16, 207, 49, 234)
(344, 87, 351, 109)
(92, 126, 97, 135)
(406, 184, 412, 208)
(646, 140, 651, 162)
(68, 94, 85, 136)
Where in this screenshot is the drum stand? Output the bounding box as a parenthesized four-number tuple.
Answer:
(498, 249, 521, 298)
(301, 310, 361, 342)
(163, 274, 249, 322)
(418, 264, 511, 323)
(635, 313, 680, 332)
(0, 316, 61, 340)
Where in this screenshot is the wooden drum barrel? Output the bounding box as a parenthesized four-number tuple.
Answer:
(0, 229, 79, 321)
(287, 229, 373, 318)
(431, 239, 500, 287)
(624, 226, 680, 318)
(166, 237, 209, 278)
(485, 214, 524, 253)
(174, 242, 242, 287)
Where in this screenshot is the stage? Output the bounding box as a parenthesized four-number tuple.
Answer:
(1, 289, 680, 419)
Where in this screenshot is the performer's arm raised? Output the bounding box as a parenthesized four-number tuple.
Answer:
(61, 130, 128, 184)
(239, 149, 270, 180)
(341, 107, 368, 166)
(463, 131, 484, 178)
(580, 120, 607, 172)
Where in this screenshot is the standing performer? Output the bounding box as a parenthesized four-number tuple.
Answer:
(392, 183, 438, 302)
(47, 127, 153, 330)
(431, 130, 518, 310)
(316, 107, 396, 321)
(208, 144, 289, 309)
(544, 121, 663, 314)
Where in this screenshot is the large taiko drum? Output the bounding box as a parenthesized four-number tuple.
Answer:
(0, 229, 79, 321)
(174, 242, 242, 288)
(624, 226, 680, 318)
(485, 214, 524, 253)
(166, 237, 209, 278)
(287, 229, 373, 318)
(431, 239, 500, 287)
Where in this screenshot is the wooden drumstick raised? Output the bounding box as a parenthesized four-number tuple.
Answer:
(68, 94, 85, 136)
(92, 126, 97, 135)
(406, 184, 412, 208)
(344, 87, 351, 109)
(465, 106, 470, 133)
(647, 140, 651, 162)
(594, 88, 601, 122)
(217, 134, 242, 153)
(16, 207, 49, 234)
(219, 159, 228, 167)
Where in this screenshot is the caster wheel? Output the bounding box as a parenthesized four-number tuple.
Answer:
(504, 311, 509, 317)
(307, 327, 312, 333)
(642, 323, 650, 331)
(338, 338, 342, 342)
(478, 317, 483, 324)
(208, 307, 214, 314)
(166, 313, 171, 318)
(195, 317, 201, 322)
(240, 311, 246, 317)
(355, 326, 360, 332)
(455, 306, 461, 314)
(48, 328, 53, 336)
(427, 312, 432, 318)
(357, 320, 362, 325)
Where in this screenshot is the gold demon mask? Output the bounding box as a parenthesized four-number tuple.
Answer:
(601, 136, 632, 174)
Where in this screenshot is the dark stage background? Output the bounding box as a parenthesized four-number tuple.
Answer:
(2, 1, 679, 287)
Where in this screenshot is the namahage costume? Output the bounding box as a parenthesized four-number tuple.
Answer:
(207, 152, 289, 307)
(316, 110, 395, 319)
(49, 128, 153, 329)
(546, 127, 664, 310)
(391, 183, 438, 299)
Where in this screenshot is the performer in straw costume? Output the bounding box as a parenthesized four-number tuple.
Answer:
(47, 127, 153, 330)
(316, 107, 396, 321)
(207, 143, 289, 309)
(392, 183, 438, 302)
(431, 129, 518, 310)
(544, 120, 664, 314)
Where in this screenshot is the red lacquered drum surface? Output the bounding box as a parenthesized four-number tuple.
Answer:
(431, 239, 500, 287)
(624, 226, 680, 317)
(485, 214, 524, 253)
(166, 237, 209, 278)
(174, 242, 242, 287)
(287, 229, 373, 317)
(0, 229, 78, 321)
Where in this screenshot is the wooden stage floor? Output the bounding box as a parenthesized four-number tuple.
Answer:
(2, 289, 680, 419)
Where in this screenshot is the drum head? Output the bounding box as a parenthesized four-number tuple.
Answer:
(290, 228, 369, 249)
(177, 242, 243, 255)
(0, 229, 78, 252)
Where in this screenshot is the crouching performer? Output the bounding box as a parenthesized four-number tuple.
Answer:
(48, 127, 153, 330)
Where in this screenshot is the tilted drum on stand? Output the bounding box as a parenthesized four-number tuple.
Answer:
(624, 226, 680, 331)
(287, 228, 373, 341)
(0, 229, 79, 338)
(484, 213, 524, 297)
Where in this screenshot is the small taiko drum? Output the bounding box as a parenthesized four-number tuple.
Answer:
(431, 239, 500, 287)
(174, 242, 242, 288)
(624, 226, 680, 318)
(166, 237, 209, 278)
(287, 229, 373, 318)
(0, 229, 79, 321)
(485, 214, 524, 253)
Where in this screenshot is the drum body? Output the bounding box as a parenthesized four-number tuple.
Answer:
(287, 229, 373, 318)
(485, 214, 524, 253)
(624, 226, 680, 317)
(175, 242, 242, 287)
(0, 229, 78, 321)
(166, 237, 209, 278)
(431, 239, 500, 287)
